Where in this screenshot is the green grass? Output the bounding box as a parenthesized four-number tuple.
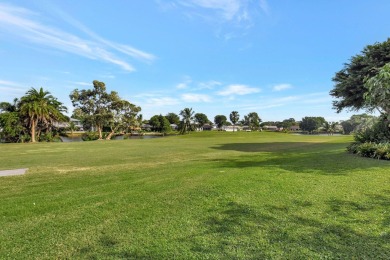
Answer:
(0, 132, 389, 259)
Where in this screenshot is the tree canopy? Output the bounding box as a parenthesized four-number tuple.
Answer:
(241, 112, 261, 131)
(330, 38, 390, 113)
(194, 113, 209, 127)
(214, 115, 227, 129)
(300, 116, 325, 133)
(70, 80, 140, 140)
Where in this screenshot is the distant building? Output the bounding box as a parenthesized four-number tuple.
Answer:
(289, 125, 300, 131)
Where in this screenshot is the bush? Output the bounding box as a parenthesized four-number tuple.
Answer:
(82, 131, 99, 141)
(347, 142, 390, 160)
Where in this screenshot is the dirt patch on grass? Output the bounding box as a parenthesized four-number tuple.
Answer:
(0, 168, 28, 177)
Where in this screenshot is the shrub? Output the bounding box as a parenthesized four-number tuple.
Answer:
(82, 131, 99, 141)
(348, 142, 390, 160)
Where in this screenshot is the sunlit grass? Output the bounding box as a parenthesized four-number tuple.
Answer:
(0, 132, 389, 258)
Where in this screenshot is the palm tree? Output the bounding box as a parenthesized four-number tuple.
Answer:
(19, 87, 67, 142)
(229, 111, 240, 132)
(179, 107, 194, 134)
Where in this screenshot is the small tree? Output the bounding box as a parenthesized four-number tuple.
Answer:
(229, 111, 240, 132)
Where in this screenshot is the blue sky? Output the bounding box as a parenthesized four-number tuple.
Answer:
(1, 0, 390, 122)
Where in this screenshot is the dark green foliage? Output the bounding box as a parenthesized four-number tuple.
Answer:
(300, 117, 326, 133)
(214, 114, 227, 129)
(353, 118, 390, 144)
(347, 142, 390, 160)
(331, 38, 390, 112)
(194, 113, 209, 127)
(165, 112, 180, 125)
(241, 112, 261, 130)
(82, 131, 100, 141)
(0, 112, 25, 142)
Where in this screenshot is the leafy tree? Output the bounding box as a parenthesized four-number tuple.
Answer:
(20, 87, 67, 142)
(70, 80, 139, 140)
(179, 108, 195, 134)
(105, 100, 141, 140)
(323, 121, 338, 135)
(149, 115, 161, 131)
(241, 112, 261, 131)
(300, 116, 325, 133)
(159, 115, 171, 135)
(364, 63, 390, 119)
(229, 111, 240, 132)
(165, 112, 180, 125)
(330, 38, 390, 113)
(281, 118, 296, 129)
(194, 113, 209, 128)
(214, 115, 227, 129)
(340, 114, 377, 134)
(0, 111, 25, 142)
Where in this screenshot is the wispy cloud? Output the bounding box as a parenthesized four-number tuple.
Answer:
(181, 93, 211, 102)
(217, 84, 261, 96)
(196, 80, 221, 90)
(167, 0, 270, 39)
(0, 3, 155, 72)
(272, 83, 292, 91)
(0, 79, 28, 98)
(71, 81, 91, 86)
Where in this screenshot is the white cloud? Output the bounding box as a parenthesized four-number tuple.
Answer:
(176, 83, 189, 89)
(217, 84, 260, 96)
(181, 93, 211, 102)
(71, 81, 91, 86)
(272, 83, 292, 91)
(197, 80, 221, 90)
(189, 0, 241, 21)
(0, 3, 155, 72)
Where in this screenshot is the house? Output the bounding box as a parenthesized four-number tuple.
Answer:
(141, 124, 152, 131)
(263, 125, 278, 131)
(170, 124, 178, 131)
(202, 124, 213, 131)
(289, 125, 300, 131)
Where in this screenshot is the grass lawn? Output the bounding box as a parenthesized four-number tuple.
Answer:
(0, 132, 389, 259)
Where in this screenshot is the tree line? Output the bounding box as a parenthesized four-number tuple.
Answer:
(0, 79, 366, 143)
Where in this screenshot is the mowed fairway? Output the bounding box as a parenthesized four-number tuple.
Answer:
(0, 132, 389, 259)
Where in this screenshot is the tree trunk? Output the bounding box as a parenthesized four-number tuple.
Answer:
(105, 131, 114, 140)
(97, 125, 103, 140)
(31, 119, 36, 143)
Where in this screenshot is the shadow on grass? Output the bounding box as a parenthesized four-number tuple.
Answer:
(187, 194, 390, 259)
(210, 142, 389, 175)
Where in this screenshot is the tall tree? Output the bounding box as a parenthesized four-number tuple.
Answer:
(300, 116, 325, 133)
(19, 87, 67, 142)
(364, 63, 390, 120)
(105, 100, 141, 140)
(165, 112, 180, 125)
(179, 107, 195, 134)
(241, 112, 261, 131)
(214, 115, 227, 129)
(70, 80, 139, 140)
(194, 113, 209, 128)
(229, 111, 240, 132)
(330, 38, 390, 113)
